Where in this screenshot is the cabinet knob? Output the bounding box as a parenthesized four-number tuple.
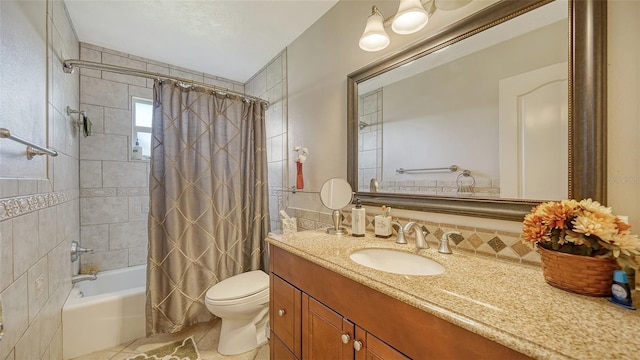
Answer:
(278, 309, 286, 317)
(353, 340, 363, 351)
(341, 334, 350, 344)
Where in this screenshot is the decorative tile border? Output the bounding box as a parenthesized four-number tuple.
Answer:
(80, 188, 117, 197)
(0, 190, 79, 221)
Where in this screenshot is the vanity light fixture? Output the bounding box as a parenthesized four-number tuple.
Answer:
(392, 0, 430, 34)
(359, 0, 473, 52)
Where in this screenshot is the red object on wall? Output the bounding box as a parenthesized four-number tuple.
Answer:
(296, 162, 304, 189)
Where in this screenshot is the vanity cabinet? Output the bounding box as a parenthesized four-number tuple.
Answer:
(269, 244, 531, 360)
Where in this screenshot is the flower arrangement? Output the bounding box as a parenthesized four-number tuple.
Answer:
(293, 146, 309, 163)
(522, 198, 640, 269)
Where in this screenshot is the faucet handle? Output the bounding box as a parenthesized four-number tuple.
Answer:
(439, 231, 461, 254)
(391, 221, 407, 244)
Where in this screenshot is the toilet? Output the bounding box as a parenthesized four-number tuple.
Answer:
(205, 270, 270, 355)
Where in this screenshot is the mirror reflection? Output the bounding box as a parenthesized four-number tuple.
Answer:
(356, 0, 568, 201)
(320, 178, 354, 210)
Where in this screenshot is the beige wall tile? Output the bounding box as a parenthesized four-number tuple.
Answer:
(104, 108, 132, 136)
(14, 314, 41, 360)
(0, 275, 29, 359)
(128, 196, 150, 221)
(80, 76, 129, 109)
(102, 161, 147, 188)
(38, 207, 58, 257)
(80, 160, 103, 188)
(27, 257, 48, 322)
(12, 213, 40, 279)
(81, 224, 109, 252)
(0, 220, 13, 292)
(109, 221, 147, 250)
(80, 197, 129, 225)
(80, 133, 128, 161)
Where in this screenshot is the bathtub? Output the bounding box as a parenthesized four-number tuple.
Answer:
(62, 265, 146, 359)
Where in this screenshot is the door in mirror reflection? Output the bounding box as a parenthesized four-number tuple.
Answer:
(499, 62, 568, 200)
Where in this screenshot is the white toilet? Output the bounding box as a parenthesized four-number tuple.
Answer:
(205, 270, 270, 355)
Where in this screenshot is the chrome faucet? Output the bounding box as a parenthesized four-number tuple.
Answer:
(70, 241, 94, 262)
(403, 222, 428, 249)
(439, 231, 461, 254)
(71, 274, 97, 284)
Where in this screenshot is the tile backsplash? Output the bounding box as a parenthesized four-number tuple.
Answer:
(286, 206, 539, 265)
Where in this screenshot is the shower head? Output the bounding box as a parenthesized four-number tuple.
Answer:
(359, 121, 369, 130)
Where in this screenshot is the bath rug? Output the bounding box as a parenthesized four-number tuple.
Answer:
(126, 336, 201, 360)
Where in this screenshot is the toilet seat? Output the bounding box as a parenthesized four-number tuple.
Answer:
(205, 270, 269, 306)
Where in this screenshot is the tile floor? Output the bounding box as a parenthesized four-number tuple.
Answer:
(70, 319, 269, 360)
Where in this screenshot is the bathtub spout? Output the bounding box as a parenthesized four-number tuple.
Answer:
(72, 274, 97, 284)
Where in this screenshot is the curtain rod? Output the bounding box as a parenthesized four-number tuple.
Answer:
(62, 59, 269, 106)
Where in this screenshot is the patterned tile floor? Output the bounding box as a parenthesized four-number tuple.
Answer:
(70, 319, 269, 360)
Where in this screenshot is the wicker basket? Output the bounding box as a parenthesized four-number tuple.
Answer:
(538, 246, 618, 297)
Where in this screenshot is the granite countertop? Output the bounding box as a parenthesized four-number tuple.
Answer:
(267, 229, 640, 360)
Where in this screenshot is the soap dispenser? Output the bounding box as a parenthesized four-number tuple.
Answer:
(352, 199, 366, 237)
(132, 138, 143, 160)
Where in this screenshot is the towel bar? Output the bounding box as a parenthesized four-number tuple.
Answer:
(0, 128, 58, 160)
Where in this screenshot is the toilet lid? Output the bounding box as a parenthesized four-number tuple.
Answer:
(206, 270, 269, 301)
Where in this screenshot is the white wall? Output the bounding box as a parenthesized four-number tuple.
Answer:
(285, 0, 640, 236)
(0, 1, 80, 359)
(608, 0, 640, 233)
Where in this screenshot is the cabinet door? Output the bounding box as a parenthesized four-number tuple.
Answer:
(271, 334, 298, 360)
(303, 294, 354, 360)
(271, 274, 302, 358)
(355, 326, 410, 360)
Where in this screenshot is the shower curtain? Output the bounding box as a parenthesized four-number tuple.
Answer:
(146, 80, 270, 335)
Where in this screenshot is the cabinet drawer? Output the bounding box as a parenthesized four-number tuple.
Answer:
(271, 274, 302, 357)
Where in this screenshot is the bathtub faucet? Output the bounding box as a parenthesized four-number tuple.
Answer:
(72, 274, 97, 284)
(70, 240, 94, 262)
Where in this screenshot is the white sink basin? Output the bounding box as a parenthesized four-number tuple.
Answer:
(349, 248, 445, 276)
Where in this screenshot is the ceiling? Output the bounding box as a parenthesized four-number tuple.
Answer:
(64, 0, 339, 83)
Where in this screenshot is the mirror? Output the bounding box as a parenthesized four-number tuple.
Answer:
(320, 178, 354, 235)
(347, 0, 607, 220)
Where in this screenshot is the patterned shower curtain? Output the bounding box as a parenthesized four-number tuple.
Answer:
(146, 80, 270, 335)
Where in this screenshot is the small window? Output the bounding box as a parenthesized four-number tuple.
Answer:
(132, 97, 152, 160)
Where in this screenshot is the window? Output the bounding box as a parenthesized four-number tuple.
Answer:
(132, 97, 152, 160)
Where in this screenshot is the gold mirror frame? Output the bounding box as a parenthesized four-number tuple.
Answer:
(347, 0, 606, 221)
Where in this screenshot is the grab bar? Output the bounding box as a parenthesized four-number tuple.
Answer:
(396, 165, 458, 174)
(0, 128, 58, 160)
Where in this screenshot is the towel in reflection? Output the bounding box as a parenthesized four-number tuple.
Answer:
(82, 114, 92, 137)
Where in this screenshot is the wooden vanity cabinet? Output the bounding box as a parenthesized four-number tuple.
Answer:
(269, 245, 531, 360)
(270, 273, 302, 358)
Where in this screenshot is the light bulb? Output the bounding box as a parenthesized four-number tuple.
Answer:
(392, 0, 429, 35)
(359, 6, 390, 52)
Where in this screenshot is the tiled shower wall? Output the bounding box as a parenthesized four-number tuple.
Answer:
(78, 43, 245, 272)
(0, 1, 79, 359)
(246, 50, 288, 232)
(358, 89, 383, 193)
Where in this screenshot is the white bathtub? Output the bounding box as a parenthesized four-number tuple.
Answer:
(62, 265, 147, 359)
